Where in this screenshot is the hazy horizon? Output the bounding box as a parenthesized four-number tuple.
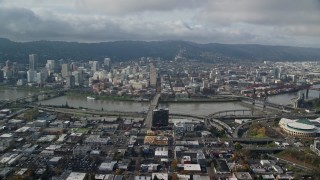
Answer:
(1, 0, 320, 48)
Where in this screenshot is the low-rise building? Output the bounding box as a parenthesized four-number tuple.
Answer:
(310, 140, 320, 156)
(183, 164, 201, 172)
(66, 172, 87, 180)
(233, 172, 253, 180)
(152, 173, 168, 180)
(155, 147, 168, 157)
(99, 161, 117, 172)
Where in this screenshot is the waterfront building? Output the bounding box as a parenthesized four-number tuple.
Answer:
(202, 80, 209, 88)
(1, 60, 18, 80)
(27, 70, 37, 83)
(72, 70, 84, 86)
(17, 71, 27, 80)
(36, 68, 48, 84)
(152, 109, 169, 127)
(66, 75, 75, 88)
(279, 118, 320, 137)
(36, 72, 43, 84)
(191, 83, 201, 94)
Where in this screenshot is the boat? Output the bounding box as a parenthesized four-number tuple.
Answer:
(87, 96, 95, 100)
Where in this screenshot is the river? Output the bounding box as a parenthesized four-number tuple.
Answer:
(266, 84, 320, 105)
(0, 88, 250, 115)
(1, 85, 319, 115)
(37, 95, 250, 115)
(39, 95, 150, 113)
(0, 88, 34, 101)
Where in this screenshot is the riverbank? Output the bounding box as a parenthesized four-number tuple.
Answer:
(37, 105, 145, 117)
(160, 97, 241, 103)
(0, 85, 53, 92)
(65, 91, 147, 102)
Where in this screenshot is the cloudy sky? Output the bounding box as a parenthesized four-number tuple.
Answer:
(0, 0, 320, 47)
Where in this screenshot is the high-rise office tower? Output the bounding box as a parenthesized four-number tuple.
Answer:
(46, 60, 56, 73)
(2, 60, 11, 79)
(61, 63, 70, 78)
(91, 61, 100, 72)
(274, 67, 281, 79)
(27, 70, 37, 83)
(104, 58, 111, 71)
(104, 58, 111, 66)
(72, 70, 84, 86)
(152, 108, 169, 127)
(70, 62, 77, 71)
(150, 62, 157, 87)
(29, 54, 38, 71)
(66, 75, 75, 88)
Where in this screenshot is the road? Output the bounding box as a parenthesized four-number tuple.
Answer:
(267, 154, 313, 171)
(145, 93, 161, 129)
(37, 106, 145, 117)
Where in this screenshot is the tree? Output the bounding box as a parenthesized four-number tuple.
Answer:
(234, 142, 242, 151)
(115, 169, 123, 175)
(88, 174, 95, 180)
(171, 159, 178, 171)
(171, 173, 178, 180)
(209, 127, 226, 137)
(257, 127, 266, 136)
(12, 175, 22, 180)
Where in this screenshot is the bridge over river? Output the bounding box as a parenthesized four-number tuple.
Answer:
(241, 97, 296, 110)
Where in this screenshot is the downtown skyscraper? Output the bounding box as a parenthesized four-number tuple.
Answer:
(149, 62, 157, 87)
(29, 54, 38, 71)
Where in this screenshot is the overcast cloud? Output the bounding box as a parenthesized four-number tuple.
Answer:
(0, 0, 320, 47)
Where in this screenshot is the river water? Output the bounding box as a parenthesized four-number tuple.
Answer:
(36, 95, 249, 115)
(0, 88, 34, 101)
(266, 84, 320, 105)
(1, 85, 319, 115)
(40, 95, 150, 113)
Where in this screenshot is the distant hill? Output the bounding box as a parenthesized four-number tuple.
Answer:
(0, 38, 320, 64)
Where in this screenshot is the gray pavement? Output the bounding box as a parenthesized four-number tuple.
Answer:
(145, 93, 161, 129)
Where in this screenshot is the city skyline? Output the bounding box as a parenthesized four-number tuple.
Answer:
(0, 52, 320, 178)
(0, 0, 320, 48)
(1, 1, 320, 178)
